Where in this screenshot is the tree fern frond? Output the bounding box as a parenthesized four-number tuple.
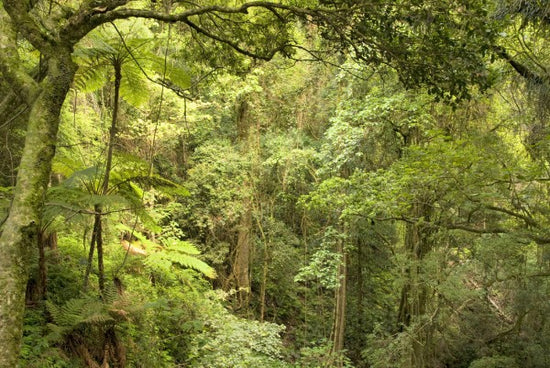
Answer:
(74, 62, 111, 92)
(145, 238, 217, 279)
(115, 224, 159, 248)
(61, 166, 101, 188)
(74, 32, 118, 59)
(119, 174, 189, 197)
(168, 253, 216, 279)
(120, 62, 149, 107)
(46, 297, 113, 331)
(111, 152, 150, 176)
(162, 238, 201, 255)
(146, 52, 192, 90)
(52, 155, 89, 179)
(143, 253, 173, 273)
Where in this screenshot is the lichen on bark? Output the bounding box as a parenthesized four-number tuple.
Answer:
(0, 54, 76, 368)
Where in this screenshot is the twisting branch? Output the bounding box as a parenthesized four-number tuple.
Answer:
(63, 2, 339, 58)
(181, 17, 292, 61)
(494, 46, 547, 85)
(484, 204, 539, 228)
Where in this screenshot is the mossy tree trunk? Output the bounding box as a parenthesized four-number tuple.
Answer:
(397, 201, 434, 368)
(233, 99, 253, 310)
(0, 52, 76, 367)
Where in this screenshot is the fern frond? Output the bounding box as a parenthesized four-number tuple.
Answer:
(115, 224, 159, 249)
(62, 166, 102, 189)
(145, 238, 216, 279)
(120, 61, 149, 107)
(146, 52, 192, 89)
(73, 62, 110, 92)
(119, 174, 189, 197)
(52, 153, 88, 178)
(143, 252, 173, 273)
(163, 238, 201, 255)
(46, 297, 113, 331)
(169, 252, 216, 279)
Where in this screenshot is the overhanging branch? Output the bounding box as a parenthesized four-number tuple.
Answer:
(63, 2, 336, 59)
(494, 46, 547, 85)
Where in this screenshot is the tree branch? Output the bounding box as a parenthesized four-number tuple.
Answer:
(181, 17, 291, 61)
(494, 46, 547, 85)
(0, 7, 39, 104)
(446, 223, 508, 234)
(63, 2, 332, 56)
(2, 0, 57, 55)
(484, 204, 539, 228)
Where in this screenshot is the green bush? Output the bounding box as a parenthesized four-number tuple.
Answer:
(469, 355, 519, 368)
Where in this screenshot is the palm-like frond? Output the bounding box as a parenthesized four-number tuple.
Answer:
(46, 296, 113, 342)
(45, 287, 139, 344)
(146, 52, 192, 90)
(119, 60, 150, 106)
(144, 238, 216, 279)
(47, 153, 185, 230)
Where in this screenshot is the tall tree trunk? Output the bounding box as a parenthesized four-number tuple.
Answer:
(102, 62, 121, 196)
(259, 241, 269, 322)
(234, 204, 252, 308)
(86, 62, 121, 295)
(397, 202, 434, 368)
(0, 53, 76, 367)
(255, 209, 270, 322)
(95, 209, 106, 294)
(331, 232, 347, 367)
(37, 229, 57, 301)
(232, 98, 253, 310)
(84, 216, 99, 291)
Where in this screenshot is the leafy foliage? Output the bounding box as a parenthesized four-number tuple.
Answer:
(187, 292, 289, 368)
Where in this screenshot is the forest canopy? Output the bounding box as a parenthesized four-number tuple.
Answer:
(1, 0, 550, 367)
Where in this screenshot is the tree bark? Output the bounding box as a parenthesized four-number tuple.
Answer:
(397, 202, 434, 368)
(234, 205, 252, 308)
(37, 229, 57, 301)
(96, 210, 106, 294)
(232, 98, 253, 310)
(0, 53, 76, 367)
(331, 232, 347, 368)
(96, 61, 122, 295)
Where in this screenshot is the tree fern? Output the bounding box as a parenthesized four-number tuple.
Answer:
(73, 24, 152, 106)
(73, 20, 192, 106)
(45, 286, 141, 347)
(46, 296, 113, 343)
(119, 59, 150, 107)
